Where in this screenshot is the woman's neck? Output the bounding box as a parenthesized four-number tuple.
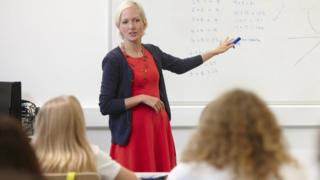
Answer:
(121, 41, 144, 57)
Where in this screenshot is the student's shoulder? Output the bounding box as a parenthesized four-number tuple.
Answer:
(279, 162, 308, 180)
(90, 144, 115, 163)
(89, 144, 101, 155)
(168, 162, 231, 180)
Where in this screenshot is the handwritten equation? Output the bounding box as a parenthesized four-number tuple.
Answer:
(188, 0, 265, 76)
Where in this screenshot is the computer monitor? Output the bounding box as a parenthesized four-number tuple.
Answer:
(0, 82, 21, 121)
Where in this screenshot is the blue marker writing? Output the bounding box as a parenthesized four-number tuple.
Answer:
(232, 37, 241, 44)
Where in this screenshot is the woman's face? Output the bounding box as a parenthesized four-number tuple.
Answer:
(119, 6, 146, 43)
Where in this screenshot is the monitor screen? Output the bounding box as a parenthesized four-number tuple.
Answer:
(0, 82, 21, 120)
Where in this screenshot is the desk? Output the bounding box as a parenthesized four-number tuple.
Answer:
(136, 172, 168, 179)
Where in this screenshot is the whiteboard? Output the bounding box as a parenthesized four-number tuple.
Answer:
(111, 0, 320, 104)
(0, 0, 110, 106)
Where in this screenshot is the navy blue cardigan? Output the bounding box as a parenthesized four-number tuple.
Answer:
(99, 44, 203, 145)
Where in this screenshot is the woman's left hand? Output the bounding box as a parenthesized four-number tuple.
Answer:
(214, 37, 234, 55)
(201, 37, 235, 62)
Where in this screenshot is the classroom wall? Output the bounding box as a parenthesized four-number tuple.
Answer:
(0, 0, 109, 106)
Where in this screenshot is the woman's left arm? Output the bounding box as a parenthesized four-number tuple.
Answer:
(201, 37, 234, 62)
(149, 37, 234, 74)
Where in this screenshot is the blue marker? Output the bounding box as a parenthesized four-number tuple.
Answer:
(232, 37, 241, 44)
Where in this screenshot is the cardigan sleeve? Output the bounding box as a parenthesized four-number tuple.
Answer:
(146, 44, 203, 74)
(99, 52, 126, 115)
(161, 52, 203, 74)
(91, 144, 121, 180)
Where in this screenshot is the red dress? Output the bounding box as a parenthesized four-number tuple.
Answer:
(110, 48, 176, 172)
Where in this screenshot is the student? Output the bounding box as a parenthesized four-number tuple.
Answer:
(33, 95, 137, 180)
(0, 115, 44, 180)
(99, 0, 235, 172)
(167, 89, 307, 180)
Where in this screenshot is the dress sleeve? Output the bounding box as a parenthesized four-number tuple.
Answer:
(91, 145, 121, 180)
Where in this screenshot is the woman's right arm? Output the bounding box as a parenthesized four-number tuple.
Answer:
(125, 95, 164, 113)
(99, 55, 126, 115)
(99, 53, 164, 114)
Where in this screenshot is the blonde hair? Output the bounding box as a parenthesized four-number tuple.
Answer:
(115, 0, 147, 37)
(182, 89, 296, 180)
(33, 95, 97, 173)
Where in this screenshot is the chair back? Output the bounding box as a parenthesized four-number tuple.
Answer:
(45, 172, 99, 180)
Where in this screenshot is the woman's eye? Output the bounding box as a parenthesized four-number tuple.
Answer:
(121, 20, 128, 24)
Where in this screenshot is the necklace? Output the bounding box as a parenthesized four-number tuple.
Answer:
(121, 43, 149, 82)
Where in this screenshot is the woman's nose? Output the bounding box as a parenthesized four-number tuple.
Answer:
(128, 21, 136, 29)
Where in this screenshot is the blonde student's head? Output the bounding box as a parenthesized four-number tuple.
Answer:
(33, 95, 96, 173)
(182, 89, 296, 180)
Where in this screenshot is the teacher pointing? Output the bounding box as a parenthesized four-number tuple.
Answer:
(99, 0, 235, 172)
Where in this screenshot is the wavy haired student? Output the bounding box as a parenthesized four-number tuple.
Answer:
(167, 89, 307, 180)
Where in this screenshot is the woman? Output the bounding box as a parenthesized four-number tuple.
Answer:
(0, 115, 44, 180)
(99, 0, 235, 172)
(33, 95, 137, 180)
(167, 89, 307, 180)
